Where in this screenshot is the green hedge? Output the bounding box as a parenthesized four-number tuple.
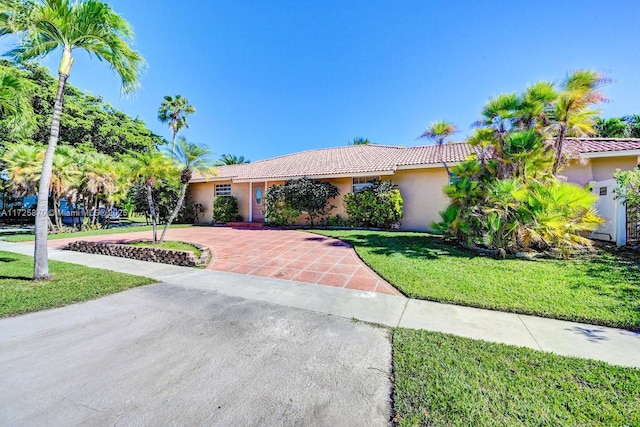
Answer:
(212, 195, 240, 223)
(343, 179, 403, 228)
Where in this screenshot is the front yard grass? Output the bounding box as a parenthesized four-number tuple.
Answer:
(0, 251, 155, 317)
(393, 328, 640, 426)
(314, 230, 640, 330)
(2, 224, 192, 242)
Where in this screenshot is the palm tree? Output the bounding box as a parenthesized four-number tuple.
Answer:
(350, 137, 371, 145)
(593, 117, 628, 138)
(623, 115, 640, 138)
(418, 120, 458, 177)
(50, 145, 81, 230)
(0, 69, 34, 136)
(549, 70, 608, 175)
(1, 143, 43, 196)
(159, 137, 213, 243)
(124, 149, 174, 243)
(0, 0, 143, 280)
(157, 95, 195, 153)
(214, 154, 250, 166)
(81, 151, 118, 226)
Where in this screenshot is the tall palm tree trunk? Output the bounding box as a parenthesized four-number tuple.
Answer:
(33, 73, 68, 280)
(159, 182, 187, 243)
(439, 144, 451, 178)
(146, 183, 158, 242)
(171, 131, 177, 156)
(552, 123, 567, 176)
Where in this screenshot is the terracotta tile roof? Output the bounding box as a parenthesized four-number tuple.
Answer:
(568, 138, 640, 153)
(193, 138, 640, 182)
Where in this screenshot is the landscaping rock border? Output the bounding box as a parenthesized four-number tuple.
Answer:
(64, 240, 212, 267)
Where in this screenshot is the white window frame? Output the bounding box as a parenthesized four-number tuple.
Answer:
(352, 176, 379, 193)
(214, 184, 232, 197)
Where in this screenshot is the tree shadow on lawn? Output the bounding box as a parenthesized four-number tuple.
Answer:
(0, 275, 32, 281)
(329, 233, 482, 260)
(570, 252, 640, 318)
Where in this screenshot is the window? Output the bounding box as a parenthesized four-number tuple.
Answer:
(215, 184, 232, 197)
(599, 187, 608, 196)
(352, 176, 379, 193)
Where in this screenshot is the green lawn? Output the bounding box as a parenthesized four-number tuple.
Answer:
(0, 251, 155, 317)
(128, 240, 203, 257)
(314, 230, 640, 330)
(393, 328, 640, 427)
(2, 224, 193, 242)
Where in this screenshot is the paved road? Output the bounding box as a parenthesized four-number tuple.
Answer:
(0, 284, 392, 426)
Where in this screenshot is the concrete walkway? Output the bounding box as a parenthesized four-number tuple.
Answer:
(1, 240, 639, 368)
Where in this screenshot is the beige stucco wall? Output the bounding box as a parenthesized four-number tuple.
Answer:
(389, 168, 450, 231)
(559, 162, 593, 187)
(560, 156, 639, 186)
(591, 156, 639, 181)
(189, 180, 250, 223)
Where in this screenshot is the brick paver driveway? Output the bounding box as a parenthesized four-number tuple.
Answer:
(48, 227, 401, 296)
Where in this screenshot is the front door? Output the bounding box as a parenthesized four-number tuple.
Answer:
(253, 185, 264, 222)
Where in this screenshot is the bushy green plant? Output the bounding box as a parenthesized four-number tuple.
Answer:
(287, 177, 340, 225)
(326, 214, 348, 227)
(613, 167, 640, 215)
(434, 75, 606, 256)
(263, 184, 301, 226)
(212, 195, 239, 223)
(344, 179, 403, 229)
(263, 178, 339, 226)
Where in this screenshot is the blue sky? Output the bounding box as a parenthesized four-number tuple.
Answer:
(11, 0, 640, 161)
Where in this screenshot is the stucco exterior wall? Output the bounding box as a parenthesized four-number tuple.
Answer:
(559, 162, 593, 187)
(390, 168, 449, 231)
(591, 156, 639, 182)
(560, 156, 639, 187)
(189, 181, 250, 223)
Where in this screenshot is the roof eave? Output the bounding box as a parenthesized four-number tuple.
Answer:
(580, 149, 640, 159)
(230, 170, 398, 183)
(396, 162, 461, 170)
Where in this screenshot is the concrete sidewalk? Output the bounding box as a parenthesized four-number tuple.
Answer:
(1, 241, 639, 368)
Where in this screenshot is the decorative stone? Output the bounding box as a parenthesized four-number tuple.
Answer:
(64, 240, 212, 267)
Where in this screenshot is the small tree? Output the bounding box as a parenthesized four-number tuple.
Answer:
(613, 167, 640, 226)
(287, 177, 340, 226)
(263, 184, 301, 226)
(123, 149, 175, 242)
(159, 137, 213, 242)
(344, 179, 403, 228)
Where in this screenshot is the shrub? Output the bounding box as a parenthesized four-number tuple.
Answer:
(212, 195, 239, 223)
(263, 184, 301, 226)
(435, 172, 603, 255)
(263, 178, 340, 226)
(344, 179, 403, 228)
(613, 167, 640, 217)
(288, 177, 340, 226)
